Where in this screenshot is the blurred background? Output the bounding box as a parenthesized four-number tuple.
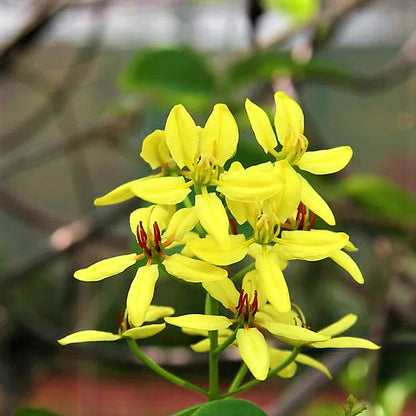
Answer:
(0, 0, 415, 415)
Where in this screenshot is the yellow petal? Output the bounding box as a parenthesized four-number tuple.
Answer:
(272, 160, 302, 222)
(129, 205, 169, 237)
(200, 103, 238, 166)
(319, 314, 357, 337)
(182, 327, 233, 338)
(311, 337, 380, 350)
(140, 129, 171, 169)
(274, 91, 304, 146)
(74, 253, 137, 282)
(191, 336, 230, 353)
(187, 235, 248, 266)
(245, 98, 277, 153)
(226, 197, 248, 225)
(144, 306, 175, 322)
(299, 174, 335, 225)
(236, 327, 270, 381)
(195, 192, 230, 247)
(163, 207, 199, 242)
(295, 353, 332, 379)
(255, 248, 291, 313)
(94, 179, 146, 206)
(217, 162, 284, 202)
(297, 146, 353, 175)
(269, 348, 297, 378)
(58, 330, 121, 345)
(255, 305, 299, 326)
(163, 254, 227, 282)
(126, 264, 159, 327)
(202, 278, 240, 311)
(123, 323, 166, 339)
(130, 176, 190, 204)
(278, 230, 349, 261)
(165, 104, 198, 169)
(261, 321, 329, 343)
(165, 314, 232, 331)
(330, 250, 364, 284)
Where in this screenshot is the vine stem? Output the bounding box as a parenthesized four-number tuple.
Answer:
(126, 338, 208, 397)
(220, 346, 301, 399)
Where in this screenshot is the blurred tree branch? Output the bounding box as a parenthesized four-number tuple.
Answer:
(0, 1, 67, 75)
(0, 1, 110, 155)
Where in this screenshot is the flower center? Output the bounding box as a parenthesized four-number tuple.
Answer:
(193, 156, 218, 185)
(282, 133, 308, 164)
(254, 213, 280, 244)
(235, 289, 258, 326)
(283, 202, 315, 231)
(136, 221, 163, 256)
(118, 310, 132, 333)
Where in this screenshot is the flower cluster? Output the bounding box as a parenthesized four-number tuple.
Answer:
(59, 91, 378, 383)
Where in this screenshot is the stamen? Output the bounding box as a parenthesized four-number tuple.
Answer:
(307, 211, 316, 231)
(297, 203, 306, 230)
(243, 293, 249, 321)
(229, 217, 238, 235)
(153, 222, 161, 252)
(252, 290, 258, 315)
(237, 289, 245, 311)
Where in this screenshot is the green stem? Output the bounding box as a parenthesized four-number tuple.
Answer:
(228, 363, 248, 392)
(213, 328, 237, 356)
(231, 262, 255, 282)
(126, 339, 208, 397)
(220, 347, 301, 399)
(206, 293, 220, 400)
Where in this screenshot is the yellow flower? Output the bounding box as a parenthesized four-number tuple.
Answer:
(58, 305, 174, 345)
(165, 272, 328, 381)
(187, 213, 355, 312)
(245, 91, 353, 226)
(74, 205, 227, 326)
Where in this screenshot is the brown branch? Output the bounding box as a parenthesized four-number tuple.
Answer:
(0, 200, 138, 290)
(0, 107, 142, 180)
(262, 0, 370, 49)
(0, 1, 67, 75)
(0, 1, 111, 155)
(0, 187, 66, 230)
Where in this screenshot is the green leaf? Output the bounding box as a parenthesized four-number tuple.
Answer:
(227, 51, 356, 89)
(118, 46, 216, 107)
(340, 174, 416, 222)
(193, 399, 268, 416)
(14, 408, 62, 416)
(263, 0, 320, 21)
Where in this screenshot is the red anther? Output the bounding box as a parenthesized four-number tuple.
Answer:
(229, 217, 238, 235)
(252, 290, 258, 315)
(139, 221, 147, 243)
(153, 222, 161, 252)
(295, 202, 304, 222)
(117, 312, 123, 330)
(243, 294, 250, 321)
(136, 225, 144, 248)
(297, 203, 306, 230)
(138, 221, 151, 255)
(237, 289, 245, 311)
(307, 211, 316, 231)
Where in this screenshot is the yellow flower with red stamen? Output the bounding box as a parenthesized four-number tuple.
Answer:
(58, 305, 174, 345)
(245, 91, 353, 226)
(74, 205, 227, 326)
